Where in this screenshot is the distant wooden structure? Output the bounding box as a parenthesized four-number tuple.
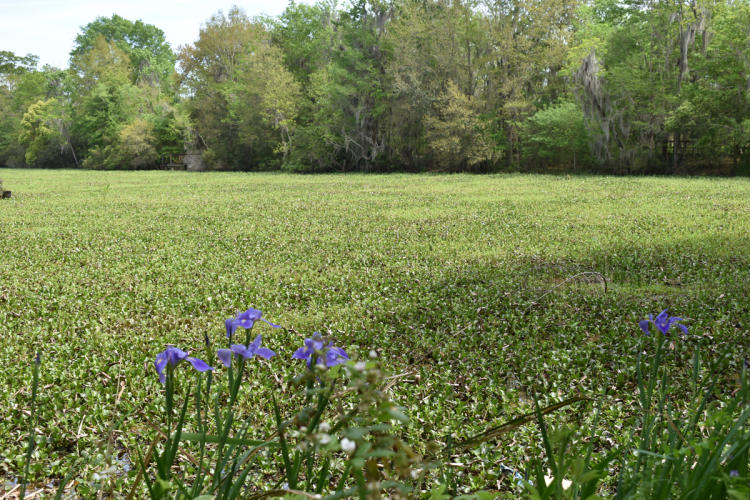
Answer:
(163, 153, 204, 171)
(164, 154, 188, 170)
(0, 180, 10, 199)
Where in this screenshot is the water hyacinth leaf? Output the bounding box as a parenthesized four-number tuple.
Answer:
(344, 428, 368, 440)
(178, 432, 276, 447)
(451, 396, 589, 451)
(364, 449, 397, 459)
(386, 407, 409, 423)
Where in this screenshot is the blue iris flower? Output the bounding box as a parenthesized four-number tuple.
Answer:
(639, 309, 688, 336)
(225, 308, 280, 338)
(154, 346, 213, 384)
(217, 334, 276, 367)
(292, 332, 349, 368)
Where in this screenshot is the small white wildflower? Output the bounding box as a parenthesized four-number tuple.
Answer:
(369, 350, 378, 359)
(340, 437, 356, 454)
(319, 421, 331, 432)
(410, 468, 422, 480)
(544, 470, 572, 490)
(354, 361, 367, 371)
(318, 433, 331, 445)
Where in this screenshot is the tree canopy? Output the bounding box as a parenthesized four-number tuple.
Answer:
(2, 0, 749, 174)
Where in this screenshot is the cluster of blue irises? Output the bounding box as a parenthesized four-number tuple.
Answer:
(154, 308, 349, 383)
(155, 307, 689, 383)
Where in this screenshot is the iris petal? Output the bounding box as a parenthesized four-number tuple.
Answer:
(217, 349, 232, 367)
(331, 346, 349, 359)
(165, 346, 188, 365)
(226, 318, 239, 338)
(294, 334, 348, 369)
(255, 347, 276, 359)
(238, 318, 256, 329)
(239, 308, 263, 322)
(186, 356, 213, 372)
(655, 309, 669, 323)
(639, 320, 651, 335)
(262, 318, 281, 328)
(155, 358, 168, 384)
(231, 344, 250, 358)
(639, 310, 688, 337)
(226, 308, 280, 338)
(292, 346, 311, 359)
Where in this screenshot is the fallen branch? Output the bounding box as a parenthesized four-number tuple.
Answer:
(526, 271, 607, 312)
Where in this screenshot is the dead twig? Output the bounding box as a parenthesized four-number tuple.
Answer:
(525, 271, 607, 312)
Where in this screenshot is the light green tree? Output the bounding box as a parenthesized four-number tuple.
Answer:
(424, 81, 498, 171)
(70, 14, 176, 91)
(18, 98, 66, 166)
(179, 6, 301, 170)
(521, 101, 592, 170)
(69, 28, 186, 169)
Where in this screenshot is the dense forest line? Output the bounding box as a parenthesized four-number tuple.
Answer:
(1, 0, 749, 174)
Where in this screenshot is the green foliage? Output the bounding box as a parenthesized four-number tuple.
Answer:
(281, 0, 394, 172)
(70, 14, 176, 91)
(0, 50, 38, 77)
(270, 1, 336, 85)
(118, 119, 160, 169)
(4, 1, 750, 173)
(18, 98, 66, 166)
(65, 23, 187, 169)
(569, 0, 750, 173)
(179, 7, 298, 170)
(525, 332, 750, 499)
(521, 101, 592, 171)
(2, 170, 749, 496)
(0, 53, 68, 167)
(424, 82, 498, 171)
(383, 0, 496, 170)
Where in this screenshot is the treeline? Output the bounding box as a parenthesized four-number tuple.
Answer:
(1, 0, 749, 174)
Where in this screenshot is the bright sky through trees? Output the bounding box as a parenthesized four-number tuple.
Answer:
(0, 0, 311, 68)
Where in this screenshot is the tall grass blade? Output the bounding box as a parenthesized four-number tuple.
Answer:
(19, 353, 41, 500)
